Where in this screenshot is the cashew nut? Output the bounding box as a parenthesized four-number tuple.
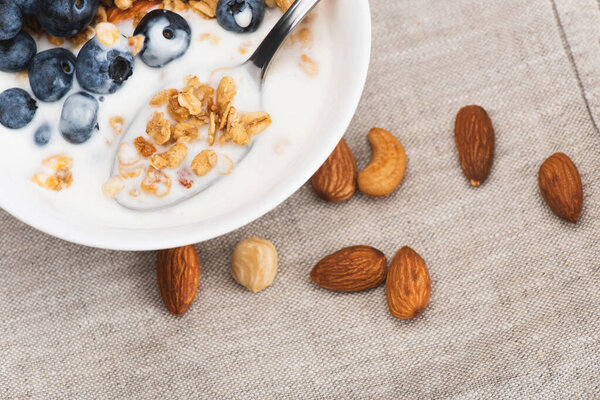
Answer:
(358, 127, 407, 197)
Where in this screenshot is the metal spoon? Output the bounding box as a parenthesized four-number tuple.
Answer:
(112, 0, 321, 211)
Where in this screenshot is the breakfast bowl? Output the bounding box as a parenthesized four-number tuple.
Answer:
(0, 0, 371, 250)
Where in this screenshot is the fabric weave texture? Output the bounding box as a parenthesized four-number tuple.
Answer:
(1, 0, 600, 398)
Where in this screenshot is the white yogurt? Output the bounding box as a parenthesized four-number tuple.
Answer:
(234, 7, 254, 29)
(0, 5, 333, 229)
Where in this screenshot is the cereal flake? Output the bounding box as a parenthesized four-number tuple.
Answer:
(191, 149, 217, 176)
(32, 155, 73, 192)
(109, 116, 124, 134)
(134, 136, 157, 157)
(150, 89, 178, 107)
(150, 142, 188, 169)
(102, 176, 125, 198)
(146, 112, 171, 145)
(141, 166, 172, 197)
(177, 167, 194, 188)
(241, 112, 272, 136)
(216, 76, 237, 114)
(189, 0, 217, 18)
(299, 54, 319, 76)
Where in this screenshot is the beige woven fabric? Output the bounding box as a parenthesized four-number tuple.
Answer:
(2, 0, 600, 398)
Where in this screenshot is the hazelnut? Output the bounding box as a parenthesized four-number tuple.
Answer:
(231, 238, 278, 293)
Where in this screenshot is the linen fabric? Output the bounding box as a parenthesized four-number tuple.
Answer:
(1, 0, 600, 398)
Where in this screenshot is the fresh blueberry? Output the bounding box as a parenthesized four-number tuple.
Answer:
(75, 35, 134, 94)
(0, 31, 36, 72)
(59, 92, 98, 144)
(35, 0, 99, 37)
(216, 0, 264, 33)
(29, 48, 76, 102)
(34, 123, 51, 145)
(0, 88, 37, 129)
(133, 10, 191, 68)
(0, 2, 23, 40)
(14, 0, 37, 14)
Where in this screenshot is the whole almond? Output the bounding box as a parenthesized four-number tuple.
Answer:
(157, 245, 200, 316)
(311, 138, 357, 202)
(386, 246, 431, 319)
(310, 245, 387, 292)
(538, 152, 583, 223)
(358, 128, 407, 197)
(454, 105, 495, 187)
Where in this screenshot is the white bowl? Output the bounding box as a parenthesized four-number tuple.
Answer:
(1, 0, 371, 250)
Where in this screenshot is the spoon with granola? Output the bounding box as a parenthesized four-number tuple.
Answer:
(110, 0, 321, 210)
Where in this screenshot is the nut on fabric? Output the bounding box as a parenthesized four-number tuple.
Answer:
(231, 238, 278, 293)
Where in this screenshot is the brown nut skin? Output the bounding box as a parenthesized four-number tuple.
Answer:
(310, 245, 387, 292)
(311, 138, 357, 202)
(538, 152, 583, 223)
(454, 105, 495, 187)
(358, 128, 407, 197)
(386, 246, 431, 320)
(157, 245, 200, 316)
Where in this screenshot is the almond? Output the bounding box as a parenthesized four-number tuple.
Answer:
(310, 245, 387, 292)
(311, 138, 357, 202)
(538, 152, 583, 223)
(454, 105, 495, 187)
(157, 245, 200, 316)
(358, 128, 407, 197)
(386, 246, 431, 319)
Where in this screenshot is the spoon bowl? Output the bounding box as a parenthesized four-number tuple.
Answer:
(112, 0, 321, 211)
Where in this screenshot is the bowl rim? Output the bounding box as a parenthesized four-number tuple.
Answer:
(1, 1, 372, 251)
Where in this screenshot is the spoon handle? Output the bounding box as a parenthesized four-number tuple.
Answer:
(249, 0, 321, 79)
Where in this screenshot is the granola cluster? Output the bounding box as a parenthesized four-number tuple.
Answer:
(104, 75, 272, 198)
(148, 75, 272, 150)
(32, 155, 74, 191)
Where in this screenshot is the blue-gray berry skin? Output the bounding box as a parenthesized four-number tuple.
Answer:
(0, 88, 37, 129)
(29, 48, 76, 102)
(35, 0, 99, 37)
(0, 30, 36, 72)
(14, 0, 37, 14)
(133, 10, 191, 68)
(34, 123, 51, 145)
(75, 36, 135, 94)
(59, 92, 98, 144)
(0, 2, 23, 40)
(216, 0, 264, 33)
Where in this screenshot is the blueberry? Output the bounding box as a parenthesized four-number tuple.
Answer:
(35, 0, 99, 37)
(133, 10, 191, 68)
(0, 88, 37, 129)
(0, 31, 36, 72)
(216, 0, 264, 33)
(14, 0, 37, 14)
(34, 123, 51, 145)
(29, 48, 76, 102)
(75, 35, 134, 94)
(0, 2, 23, 40)
(59, 92, 98, 144)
